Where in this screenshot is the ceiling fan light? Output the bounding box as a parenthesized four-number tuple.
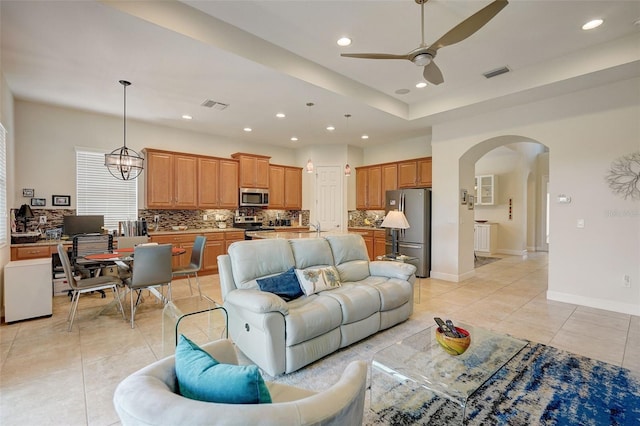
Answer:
(412, 53, 432, 66)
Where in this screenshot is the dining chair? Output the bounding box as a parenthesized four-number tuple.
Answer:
(172, 235, 206, 298)
(124, 244, 173, 328)
(58, 243, 126, 332)
(117, 236, 150, 249)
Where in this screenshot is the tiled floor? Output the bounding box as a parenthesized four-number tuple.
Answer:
(1, 252, 638, 425)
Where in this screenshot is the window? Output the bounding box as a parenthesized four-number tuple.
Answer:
(76, 148, 138, 231)
(0, 123, 6, 245)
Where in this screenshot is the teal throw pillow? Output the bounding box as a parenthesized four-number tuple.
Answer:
(256, 267, 304, 301)
(175, 335, 272, 404)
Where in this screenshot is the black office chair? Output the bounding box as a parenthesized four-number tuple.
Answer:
(72, 233, 113, 297)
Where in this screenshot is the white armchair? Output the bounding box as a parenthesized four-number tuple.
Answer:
(113, 339, 367, 426)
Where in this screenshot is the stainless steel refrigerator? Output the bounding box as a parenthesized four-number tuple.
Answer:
(385, 188, 431, 277)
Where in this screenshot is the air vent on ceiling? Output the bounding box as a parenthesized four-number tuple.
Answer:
(201, 99, 229, 110)
(483, 66, 510, 79)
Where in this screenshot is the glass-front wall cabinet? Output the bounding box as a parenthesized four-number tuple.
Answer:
(475, 175, 496, 205)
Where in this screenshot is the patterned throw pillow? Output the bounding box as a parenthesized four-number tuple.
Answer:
(295, 266, 341, 296)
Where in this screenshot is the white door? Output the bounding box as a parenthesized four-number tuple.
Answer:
(315, 166, 342, 232)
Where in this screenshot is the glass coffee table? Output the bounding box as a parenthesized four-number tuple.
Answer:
(161, 295, 228, 357)
(370, 323, 527, 424)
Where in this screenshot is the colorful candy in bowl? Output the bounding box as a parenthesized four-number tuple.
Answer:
(435, 326, 471, 355)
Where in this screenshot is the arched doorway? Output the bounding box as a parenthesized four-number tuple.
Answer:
(459, 136, 549, 275)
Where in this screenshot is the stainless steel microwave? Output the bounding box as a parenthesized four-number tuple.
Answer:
(239, 188, 269, 207)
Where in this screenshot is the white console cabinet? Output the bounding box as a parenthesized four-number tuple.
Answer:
(474, 223, 498, 255)
(4, 258, 52, 323)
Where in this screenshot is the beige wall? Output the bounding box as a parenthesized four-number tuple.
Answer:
(1, 72, 16, 318)
(431, 76, 640, 316)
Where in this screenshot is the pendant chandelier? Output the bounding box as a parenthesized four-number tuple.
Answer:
(105, 80, 144, 180)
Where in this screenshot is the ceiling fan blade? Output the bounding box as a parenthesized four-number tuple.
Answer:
(341, 53, 410, 60)
(423, 61, 444, 85)
(431, 0, 508, 51)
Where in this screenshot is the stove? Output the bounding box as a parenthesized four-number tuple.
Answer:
(234, 216, 275, 239)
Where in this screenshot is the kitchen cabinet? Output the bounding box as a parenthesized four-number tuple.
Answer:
(11, 245, 54, 261)
(355, 166, 383, 210)
(381, 163, 398, 206)
(145, 149, 198, 209)
(398, 157, 432, 188)
(150, 233, 196, 268)
(232, 153, 270, 189)
(373, 229, 387, 259)
(151, 230, 245, 275)
(224, 231, 245, 252)
(347, 228, 388, 260)
(201, 232, 225, 274)
(475, 174, 497, 205)
(198, 157, 239, 209)
(269, 165, 302, 210)
(474, 223, 498, 254)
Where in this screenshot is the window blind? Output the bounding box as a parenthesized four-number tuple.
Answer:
(76, 149, 138, 231)
(0, 124, 7, 245)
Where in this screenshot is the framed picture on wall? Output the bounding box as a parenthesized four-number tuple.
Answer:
(30, 198, 46, 207)
(23, 188, 34, 197)
(52, 195, 71, 206)
(467, 195, 475, 210)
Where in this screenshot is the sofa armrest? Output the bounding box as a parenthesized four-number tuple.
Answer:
(369, 260, 416, 280)
(226, 289, 289, 315)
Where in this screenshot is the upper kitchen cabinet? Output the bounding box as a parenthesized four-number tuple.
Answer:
(356, 165, 383, 210)
(398, 157, 432, 188)
(198, 157, 239, 209)
(475, 174, 497, 205)
(381, 163, 398, 204)
(145, 149, 198, 209)
(269, 165, 302, 210)
(232, 153, 270, 188)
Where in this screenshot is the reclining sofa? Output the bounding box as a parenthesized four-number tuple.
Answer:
(217, 234, 417, 376)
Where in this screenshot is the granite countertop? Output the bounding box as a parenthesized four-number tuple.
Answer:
(348, 226, 385, 230)
(148, 227, 244, 235)
(247, 230, 366, 239)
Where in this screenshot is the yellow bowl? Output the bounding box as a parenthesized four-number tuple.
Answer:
(435, 326, 471, 356)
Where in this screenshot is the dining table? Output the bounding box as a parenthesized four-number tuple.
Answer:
(83, 246, 187, 306)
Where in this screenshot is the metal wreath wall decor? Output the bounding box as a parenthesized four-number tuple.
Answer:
(605, 151, 640, 201)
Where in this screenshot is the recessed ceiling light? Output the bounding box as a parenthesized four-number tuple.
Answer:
(290, 137, 298, 142)
(276, 113, 286, 118)
(582, 19, 603, 30)
(243, 127, 252, 132)
(361, 135, 369, 140)
(181, 114, 193, 120)
(415, 82, 427, 89)
(337, 37, 352, 47)
(395, 88, 410, 95)
(326, 125, 335, 131)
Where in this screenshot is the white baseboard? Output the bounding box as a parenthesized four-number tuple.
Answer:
(497, 248, 528, 256)
(430, 269, 475, 283)
(547, 290, 640, 316)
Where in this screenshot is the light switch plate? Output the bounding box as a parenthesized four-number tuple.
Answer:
(577, 219, 585, 228)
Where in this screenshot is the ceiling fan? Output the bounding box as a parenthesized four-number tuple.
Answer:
(341, 0, 508, 85)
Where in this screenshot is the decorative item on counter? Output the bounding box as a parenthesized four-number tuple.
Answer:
(434, 317, 471, 356)
(171, 225, 188, 231)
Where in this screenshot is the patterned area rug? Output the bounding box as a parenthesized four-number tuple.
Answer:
(263, 319, 640, 425)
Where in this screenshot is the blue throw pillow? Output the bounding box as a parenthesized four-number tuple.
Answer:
(256, 267, 304, 301)
(175, 335, 272, 404)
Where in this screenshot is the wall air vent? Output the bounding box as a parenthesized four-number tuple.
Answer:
(201, 99, 229, 110)
(483, 66, 510, 79)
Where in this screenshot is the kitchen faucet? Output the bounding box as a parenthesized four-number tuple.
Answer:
(310, 221, 321, 236)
